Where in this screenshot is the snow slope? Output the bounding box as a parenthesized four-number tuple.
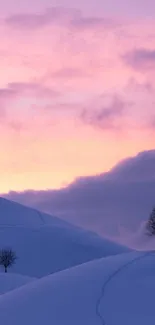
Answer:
(0, 197, 72, 227)
(0, 251, 154, 325)
(0, 197, 129, 277)
(0, 273, 35, 295)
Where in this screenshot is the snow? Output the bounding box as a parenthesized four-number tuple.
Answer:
(0, 198, 154, 324)
(0, 273, 35, 295)
(102, 251, 155, 325)
(0, 251, 155, 324)
(0, 197, 72, 227)
(0, 198, 129, 277)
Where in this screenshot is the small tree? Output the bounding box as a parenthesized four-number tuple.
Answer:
(146, 206, 155, 235)
(0, 249, 17, 273)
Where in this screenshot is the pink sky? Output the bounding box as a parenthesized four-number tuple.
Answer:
(0, 1, 155, 193)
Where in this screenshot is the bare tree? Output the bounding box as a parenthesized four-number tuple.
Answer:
(146, 206, 155, 235)
(0, 249, 17, 273)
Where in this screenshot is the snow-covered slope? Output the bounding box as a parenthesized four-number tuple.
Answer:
(0, 251, 154, 325)
(0, 197, 71, 227)
(0, 273, 35, 295)
(0, 198, 129, 277)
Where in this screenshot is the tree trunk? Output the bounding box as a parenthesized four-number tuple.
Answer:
(5, 266, 7, 273)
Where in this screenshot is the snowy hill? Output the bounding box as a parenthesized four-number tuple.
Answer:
(0, 273, 35, 295)
(0, 197, 72, 227)
(0, 198, 129, 277)
(0, 251, 154, 324)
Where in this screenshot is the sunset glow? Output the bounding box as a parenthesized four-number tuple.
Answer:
(0, 0, 155, 193)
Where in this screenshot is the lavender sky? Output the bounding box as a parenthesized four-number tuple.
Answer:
(0, 0, 155, 193)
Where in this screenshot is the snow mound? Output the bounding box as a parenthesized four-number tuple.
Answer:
(0, 251, 154, 325)
(0, 197, 71, 227)
(0, 198, 129, 277)
(0, 273, 35, 295)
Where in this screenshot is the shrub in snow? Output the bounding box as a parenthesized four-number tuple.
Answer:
(146, 207, 155, 235)
(0, 249, 17, 273)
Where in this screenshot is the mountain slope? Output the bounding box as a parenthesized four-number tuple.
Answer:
(0, 198, 129, 277)
(0, 251, 154, 325)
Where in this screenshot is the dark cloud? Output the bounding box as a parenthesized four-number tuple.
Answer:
(123, 48, 155, 70)
(81, 95, 128, 130)
(6, 7, 118, 31)
(4, 150, 155, 242)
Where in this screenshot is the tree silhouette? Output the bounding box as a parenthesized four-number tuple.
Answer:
(146, 206, 155, 235)
(0, 249, 17, 273)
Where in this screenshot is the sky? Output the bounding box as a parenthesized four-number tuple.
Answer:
(0, 0, 155, 193)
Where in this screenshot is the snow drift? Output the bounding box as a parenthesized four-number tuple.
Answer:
(0, 251, 154, 324)
(0, 273, 35, 295)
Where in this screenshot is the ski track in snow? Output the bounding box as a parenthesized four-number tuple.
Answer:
(96, 251, 152, 325)
(36, 210, 45, 225)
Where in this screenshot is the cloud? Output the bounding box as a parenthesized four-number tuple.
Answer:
(0, 85, 19, 116)
(81, 95, 128, 130)
(0, 81, 61, 131)
(149, 116, 155, 130)
(5, 7, 78, 30)
(6, 82, 59, 98)
(4, 150, 155, 242)
(5, 7, 118, 31)
(52, 68, 90, 79)
(0, 84, 17, 100)
(8, 121, 25, 132)
(123, 48, 155, 70)
(126, 78, 154, 93)
(105, 150, 155, 181)
(70, 16, 119, 30)
(0, 82, 59, 100)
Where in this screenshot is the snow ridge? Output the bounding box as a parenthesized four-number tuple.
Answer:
(96, 251, 151, 325)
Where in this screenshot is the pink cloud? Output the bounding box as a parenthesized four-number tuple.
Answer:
(5, 7, 80, 29)
(0, 82, 60, 121)
(52, 68, 90, 79)
(5, 7, 119, 31)
(70, 16, 119, 30)
(149, 116, 155, 130)
(81, 95, 127, 130)
(0, 6, 154, 193)
(126, 78, 154, 93)
(7, 82, 60, 98)
(123, 48, 155, 70)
